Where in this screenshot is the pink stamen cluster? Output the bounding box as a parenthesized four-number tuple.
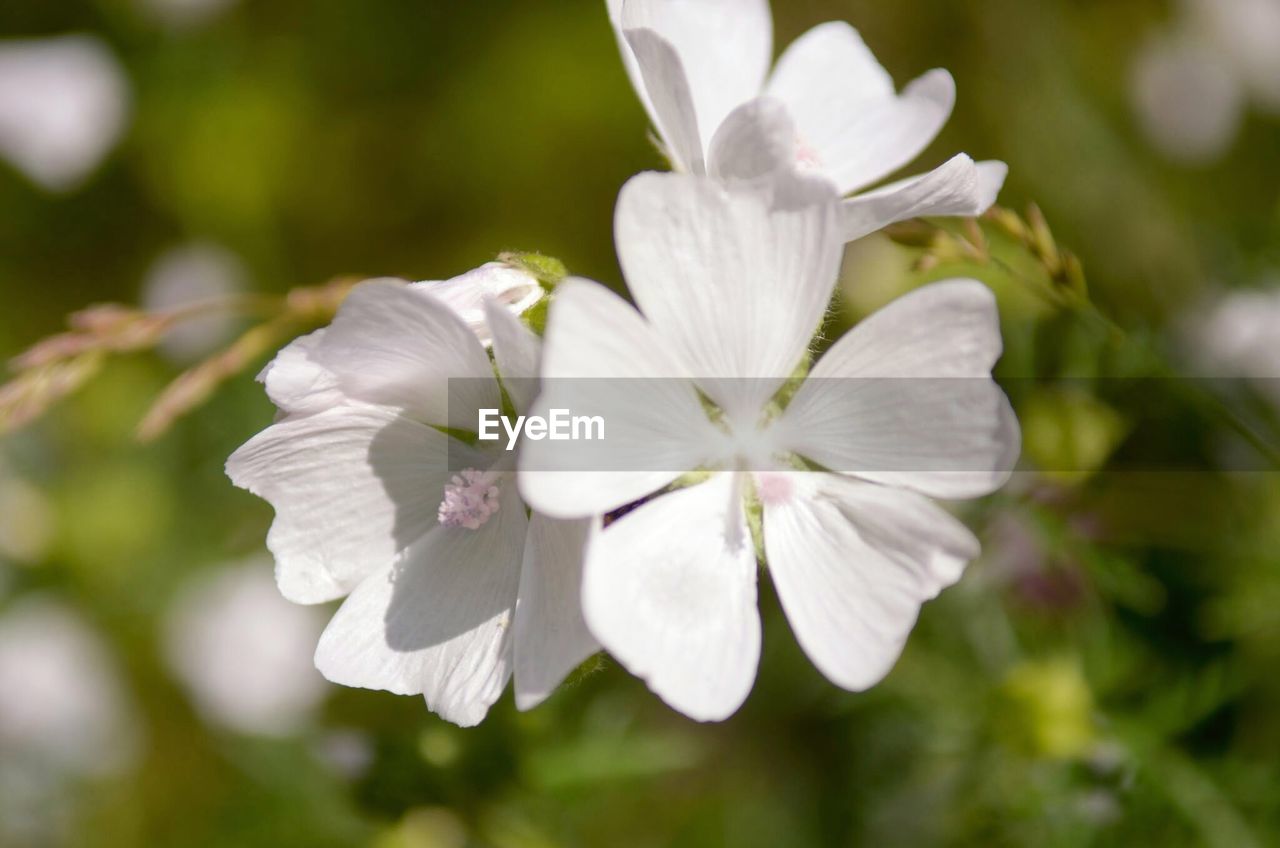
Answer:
(437, 469, 501, 530)
(795, 135, 823, 170)
(755, 472, 795, 507)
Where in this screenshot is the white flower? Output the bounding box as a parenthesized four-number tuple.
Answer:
(1183, 285, 1280, 405)
(605, 0, 1006, 241)
(0, 36, 129, 192)
(1130, 0, 1280, 164)
(163, 561, 329, 736)
(1129, 31, 1245, 164)
(0, 597, 139, 775)
(227, 268, 597, 727)
(1186, 287, 1280, 376)
(1186, 0, 1280, 113)
(141, 242, 248, 363)
(519, 171, 1018, 720)
(139, 0, 239, 30)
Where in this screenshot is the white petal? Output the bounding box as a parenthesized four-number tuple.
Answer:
(769, 22, 896, 108)
(314, 484, 528, 727)
(779, 280, 1020, 499)
(606, 0, 659, 131)
(707, 97, 798, 184)
(621, 27, 706, 173)
(766, 23, 955, 194)
(226, 404, 457, 603)
(583, 474, 760, 721)
(614, 171, 842, 423)
(840, 154, 1007, 242)
(512, 515, 599, 710)
(310, 279, 500, 430)
(484, 298, 542, 414)
(762, 472, 978, 691)
(517, 278, 726, 518)
(618, 0, 772, 160)
(530, 279, 692, 383)
(258, 329, 345, 417)
(414, 263, 544, 346)
(975, 160, 1009, 207)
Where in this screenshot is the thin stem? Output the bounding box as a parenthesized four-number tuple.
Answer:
(936, 218, 1280, 470)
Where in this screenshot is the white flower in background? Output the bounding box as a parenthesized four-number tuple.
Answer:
(1129, 31, 1246, 164)
(1184, 285, 1280, 403)
(605, 0, 1006, 242)
(139, 0, 239, 30)
(1130, 0, 1280, 164)
(0, 597, 139, 775)
(164, 560, 329, 735)
(141, 242, 248, 363)
(227, 266, 597, 727)
(1186, 0, 1280, 112)
(0, 36, 129, 192)
(520, 170, 1018, 720)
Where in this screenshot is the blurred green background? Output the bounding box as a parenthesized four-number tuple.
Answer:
(2, 0, 1279, 846)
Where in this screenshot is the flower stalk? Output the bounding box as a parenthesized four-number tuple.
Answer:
(0, 276, 360, 441)
(886, 206, 1280, 470)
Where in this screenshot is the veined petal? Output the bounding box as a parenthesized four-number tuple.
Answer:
(606, 0, 661, 139)
(809, 280, 1005, 379)
(583, 474, 760, 721)
(762, 472, 979, 691)
(512, 515, 599, 710)
(226, 403, 457, 604)
(414, 263, 544, 346)
(779, 280, 1020, 499)
(313, 484, 528, 728)
(618, 0, 772, 159)
(614, 171, 842, 424)
(766, 22, 955, 194)
(707, 97, 799, 185)
(310, 279, 500, 430)
(518, 278, 726, 519)
(621, 27, 706, 174)
(258, 329, 344, 418)
(528, 279, 692, 382)
(840, 154, 1007, 243)
(484, 298, 542, 414)
(768, 22, 895, 109)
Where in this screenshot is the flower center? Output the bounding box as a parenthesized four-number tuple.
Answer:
(795, 135, 823, 170)
(437, 469, 501, 530)
(754, 471, 795, 506)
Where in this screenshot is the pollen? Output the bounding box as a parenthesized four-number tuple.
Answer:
(437, 469, 501, 530)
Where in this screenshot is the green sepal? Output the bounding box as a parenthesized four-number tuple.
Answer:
(498, 251, 569, 288)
